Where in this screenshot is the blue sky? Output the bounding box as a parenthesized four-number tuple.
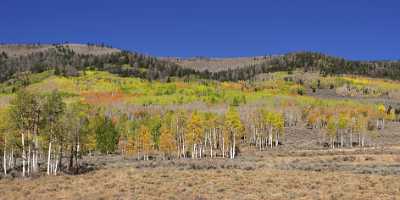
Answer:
(1, 0, 399, 60)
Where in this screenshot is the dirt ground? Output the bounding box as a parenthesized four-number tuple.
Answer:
(1, 123, 400, 200)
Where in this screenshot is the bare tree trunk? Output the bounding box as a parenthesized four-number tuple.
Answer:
(350, 131, 353, 148)
(33, 135, 39, 173)
(54, 153, 59, 175)
(203, 140, 206, 158)
(3, 138, 6, 176)
(232, 133, 236, 159)
(222, 137, 225, 158)
(10, 147, 14, 169)
(21, 132, 26, 177)
(68, 145, 74, 171)
(269, 127, 273, 148)
(47, 141, 52, 175)
(361, 134, 365, 147)
(76, 137, 80, 174)
(192, 144, 195, 159)
(210, 129, 214, 158)
(27, 145, 31, 176)
(340, 131, 344, 148)
(182, 137, 186, 158)
(58, 140, 63, 171)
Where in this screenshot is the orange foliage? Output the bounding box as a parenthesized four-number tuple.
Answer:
(81, 91, 126, 106)
(221, 82, 242, 90)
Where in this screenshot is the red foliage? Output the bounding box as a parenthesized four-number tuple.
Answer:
(81, 91, 126, 106)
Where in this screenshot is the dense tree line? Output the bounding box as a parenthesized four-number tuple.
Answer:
(2, 47, 400, 84)
(0, 44, 196, 83)
(201, 52, 400, 81)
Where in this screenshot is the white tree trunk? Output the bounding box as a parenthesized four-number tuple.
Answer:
(28, 145, 31, 176)
(222, 137, 225, 158)
(210, 131, 213, 158)
(32, 150, 36, 173)
(47, 141, 52, 175)
(361, 134, 365, 147)
(21, 132, 26, 177)
(54, 153, 59, 175)
(269, 128, 273, 148)
(340, 132, 344, 148)
(32, 135, 38, 173)
(232, 133, 236, 159)
(182, 138, 186, 158)
(3, 143, 6, 176)
(10, 147, 14, 169)
(350, 131, 353, 148)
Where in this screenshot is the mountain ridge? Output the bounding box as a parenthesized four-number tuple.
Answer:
(1, 43, 400, 82)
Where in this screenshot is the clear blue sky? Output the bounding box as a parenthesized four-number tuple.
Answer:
(1, 0, 399, 60)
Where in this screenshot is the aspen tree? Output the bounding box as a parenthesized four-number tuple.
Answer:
(138, 125, 151, 160)
(388, 108, 396, 122)
(186, 112, 202, 159)
(64, 103, 89, 174)
(160, 113, 176, 159)
(116, 114, 130, 156)
(0, 108, 10, 175)
(355, 113, 368, 147)
(224, 107, 244, 159)
(327, 115, 337, 149)
(271, 112, 284, 147)
(9, 90, 38, 177)
(159, 126, 176, 159)
(174, 111, 187, 158)
(377, 104, 386, 129)
(43, 91, 65, 175)
(338, 112, 349, 148)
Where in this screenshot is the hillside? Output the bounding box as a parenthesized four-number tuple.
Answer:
(2, 44, 400, 83)
(161, 56, 274, 72)
(1, 66, 400, 199)
(1, 70, 400, 199)
(0, 43, 194, 83)
(0, 43, 120, 57)
(174, 52, 400, 81)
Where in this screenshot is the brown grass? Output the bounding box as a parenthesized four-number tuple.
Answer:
(1, 123, 399, 200)
(1, 151, 400, 200)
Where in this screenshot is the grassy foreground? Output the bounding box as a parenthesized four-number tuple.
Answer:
(1, 151, 400, 200)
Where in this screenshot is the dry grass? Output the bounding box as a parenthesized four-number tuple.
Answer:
(1, 150, 400, 200)
(1, 122, 399, 200)
(1, 166, 399, 200)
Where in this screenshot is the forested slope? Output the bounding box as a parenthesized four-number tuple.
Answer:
(1, 44, 400, 83)
(0, 44, 195, 83)
(195, 52, 400, 81)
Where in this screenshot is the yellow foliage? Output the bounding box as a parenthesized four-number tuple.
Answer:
(159, 126, 176, 155)
(138, 125, 152, 153)
(186, 112, 203, 145)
